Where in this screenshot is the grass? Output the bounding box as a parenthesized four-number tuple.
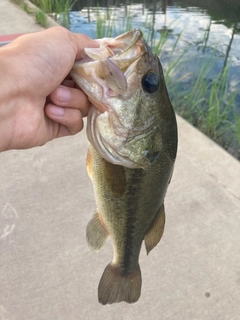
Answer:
(237, 117, 240, 146)
(30, 0, 75, 28)
(12, 0, 23, 4)
(22, 2, 32, 14)
(164, 48, 240, 157)
(35, 8, 48, 27)
(12, 0, 48, 27)
(12, 0, 32, 14)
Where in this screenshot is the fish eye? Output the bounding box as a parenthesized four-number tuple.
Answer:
(142, 72, 160, 94)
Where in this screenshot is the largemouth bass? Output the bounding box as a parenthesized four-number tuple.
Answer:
(71, 29, 178, 305)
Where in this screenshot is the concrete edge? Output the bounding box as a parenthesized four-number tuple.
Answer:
(21, 0, 60, 28)
(176, 114, 240, 201)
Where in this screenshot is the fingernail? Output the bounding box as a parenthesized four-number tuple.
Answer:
(57, 87, 71, 102)
(48, 105, 65, 116)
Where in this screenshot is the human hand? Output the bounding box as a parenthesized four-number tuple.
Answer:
(0, 26, 98, 152)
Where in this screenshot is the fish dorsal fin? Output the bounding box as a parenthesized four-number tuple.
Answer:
(144, 204, 165, 255)
(86, 211, 109, 252)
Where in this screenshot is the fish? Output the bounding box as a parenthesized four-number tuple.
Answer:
(70, 29, 178, 305)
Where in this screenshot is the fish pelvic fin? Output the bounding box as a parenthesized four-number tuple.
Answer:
(144, 204, 165, 255)
(86, 211, 109, 252)
(98, 263, 142, 305)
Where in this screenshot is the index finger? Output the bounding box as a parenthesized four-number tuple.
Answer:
(70, 33, 99, 61)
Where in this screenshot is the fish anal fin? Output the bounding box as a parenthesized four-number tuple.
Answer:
(86, 211, 109, 252)
(144, 204, 165, 255)
(98, 263, 142, 305)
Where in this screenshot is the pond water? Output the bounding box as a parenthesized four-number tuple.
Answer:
(67, 0, 240, 158)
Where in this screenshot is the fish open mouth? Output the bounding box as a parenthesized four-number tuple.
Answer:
(71, 29, 162, 169)
(71, 29, 147, 113)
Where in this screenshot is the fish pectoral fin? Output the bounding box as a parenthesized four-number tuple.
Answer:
(144, 204, 165, 255)
(86, 211, 109, 252)
(98, 263, 142, 305)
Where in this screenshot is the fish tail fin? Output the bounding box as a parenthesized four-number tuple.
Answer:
(98, 263, 142, 305)
(86, 211, 109, 252)
(144, 204, 165, 255)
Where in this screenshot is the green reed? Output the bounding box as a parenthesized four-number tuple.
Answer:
(95, 6, 132, 38)
(95, 6, 114, 38)
(35, 8, 48, 27)
(168, 51, 239, 156)
(22, 2, 32, 14)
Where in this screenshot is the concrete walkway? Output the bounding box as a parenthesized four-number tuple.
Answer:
(0, 1, 240, 320)
(0, 0, 44, 36)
